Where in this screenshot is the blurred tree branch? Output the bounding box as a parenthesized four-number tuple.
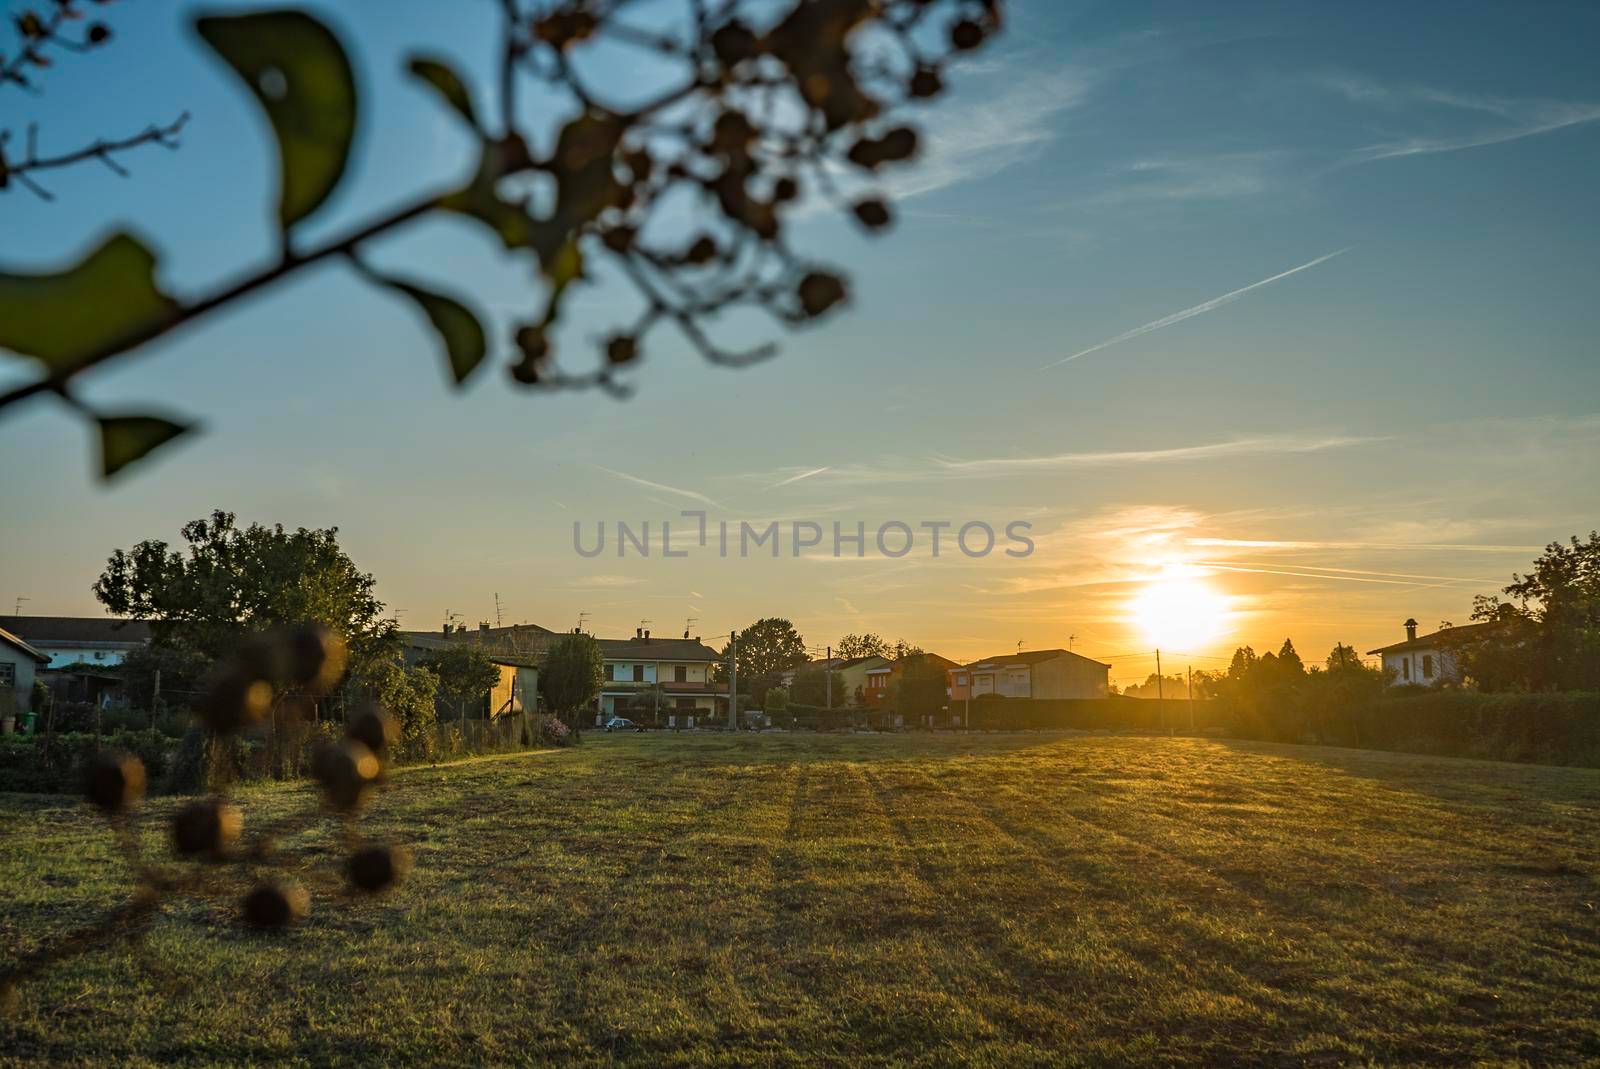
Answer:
(0, 0, 1004, 477)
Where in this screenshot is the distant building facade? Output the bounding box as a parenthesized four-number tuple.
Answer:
(0, 616, 151, 669)
(1366, 618, 1493, 687)
(949, 648, 1111, 702)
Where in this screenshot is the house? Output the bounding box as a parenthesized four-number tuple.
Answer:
(0, 615, 151, 669)
(864, 652, 960, 706)
(403, 622, 553, 718)
(833, 655, 888, 706)
(0, 626, 50, 726)
(1366, 618, 1493, 687)
(595, 629, 726, 725)
(950, 648, 1110, 702)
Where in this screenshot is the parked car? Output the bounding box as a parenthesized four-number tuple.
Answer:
(604, 717, 642, 732)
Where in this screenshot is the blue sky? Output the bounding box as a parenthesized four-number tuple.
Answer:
(3, 0, 1598, 682)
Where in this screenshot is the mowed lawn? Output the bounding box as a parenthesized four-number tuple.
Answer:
(3, 733, 1600, 1067)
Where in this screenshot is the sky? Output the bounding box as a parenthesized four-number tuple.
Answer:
(2, 0, 1598, 687)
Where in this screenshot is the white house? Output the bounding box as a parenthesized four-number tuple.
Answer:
(0, 615, 151, 669)
(0, 626, 50, 726)
(595, 630, 726, 725)
(1366, 618, 1493, 687)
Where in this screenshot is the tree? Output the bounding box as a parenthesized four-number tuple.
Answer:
(0, 1, 1002, 479)
(790, 664, 844, 707)
(1465, 533, 1600, 691)
(837, 633, 890, 660)
(538, 632, 603, 733)
(93, 511, 399, 678)
(727, 617, 807, 706)
(891, 655, 948, 721)
(418, 644, 503, 724)
(364, 661, 440, 761)
(764, 686, 790, 714)
(118, 643, 211, 711)
(628, 684, 666, 726)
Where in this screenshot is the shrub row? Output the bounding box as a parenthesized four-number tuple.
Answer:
(1339, 690, 1600, 767)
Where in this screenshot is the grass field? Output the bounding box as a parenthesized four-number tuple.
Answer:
(3, 732, 1599, 1067)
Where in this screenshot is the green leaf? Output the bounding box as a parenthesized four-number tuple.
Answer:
(98, 415, 192, 479)
(374, 277, 487, 385)
(408, 56, 477, 126)
(196, 10, 357, 229)
(0, 233, 179, 372)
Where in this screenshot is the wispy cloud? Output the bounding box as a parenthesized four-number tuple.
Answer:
(570, 574, 647, 589)
(1039, 249, 1350, 370)
(593, 465, 724, 509)
(936, 434, 1380, 474)
(888, 67, 1093, 200)
(769, 466, 831, 489)
(1322, 76, 1600, 164)
(735, 433, 1377, 488)
(1185, 537, 1541, 553)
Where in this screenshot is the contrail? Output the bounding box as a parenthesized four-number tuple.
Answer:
(594, 465, 723, 509)
(770, 466, 830, 489)
(1040, 248, 1351, 371)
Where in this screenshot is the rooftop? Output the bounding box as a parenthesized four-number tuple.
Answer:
(1367, 622, 1497, 656)
(0, 615, 152, 646)
(964, 648, 1112, 670)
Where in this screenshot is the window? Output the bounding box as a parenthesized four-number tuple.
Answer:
(1422, 655, 1434, 679)
(1402, 658, 1410, 681)
(603, 664, 614, 681)
(632, 664, 644, 682)
(94, 651, 105, 660)
(675, 697, 695, 710)
(955, 673, 968, 685)
(674, 665, 687, 683)
(0, 663, 13, 686)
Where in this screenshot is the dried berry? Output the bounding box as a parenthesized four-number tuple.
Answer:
(198, 665, 273, 735)
(346, 707, 398, 760)
(798, 272, 847, 319)
(601, 225, 636, 253)
(314, 740, 381, 812)
(606, 335, 639, 365)
(172, 798, 242, 858)
(283, 623, 347, 693)
(242, 880, 310, 930)
(710, 20, 757, 66)
(950, 19, 985, 51)
(348, 844, 412, 893)
(853, 198, 891, 230)
(773, 176, 799, 203)
(84, 753, 145, 814)
(686, 236, 718, 265)
(909, 67, 943, 99)
(86, 22, 111, 45)
(878, 127, 919, 162)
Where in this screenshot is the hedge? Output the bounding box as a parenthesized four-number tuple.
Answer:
(0, 730, 176, 794)
(1340, 690, 1600, 767)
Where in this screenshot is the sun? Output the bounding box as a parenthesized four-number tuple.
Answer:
(1128, 572, 1231, 652)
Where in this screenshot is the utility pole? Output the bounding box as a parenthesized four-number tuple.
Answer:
(1187, 666, 1194, 734)
(152, 668, 162, 731)
(727, 630, 738, 731)
(1155, 648, 1165, 735)
(825, 645, 832, 710)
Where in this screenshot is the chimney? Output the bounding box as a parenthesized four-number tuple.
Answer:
(480, 621, 490, 632)
(643, 629, 651, 642)
(635, 627, 642, 639)
(442, 622, 451, 636)
(1404, 618, 1418, 642)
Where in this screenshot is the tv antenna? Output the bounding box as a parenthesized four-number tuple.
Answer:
(684, 616, 698, 639)
(493, 592, 504, 628)
(13, 595, 28, 615)
(576, 611, 590, 633)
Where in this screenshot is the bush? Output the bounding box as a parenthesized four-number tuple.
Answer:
(0, 729, 176, 794)
(1344, 691, 1600, 766)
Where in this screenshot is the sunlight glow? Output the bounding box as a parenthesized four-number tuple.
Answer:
(1128, 571, 1232, 652)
